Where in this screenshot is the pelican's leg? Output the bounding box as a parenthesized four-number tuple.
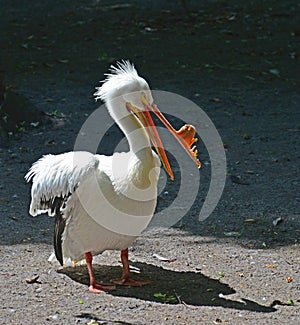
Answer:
(85, 252, 116, 293)
(112, 248, 151, 286)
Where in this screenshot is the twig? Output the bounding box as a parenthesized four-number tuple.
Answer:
(173, 290, 198, 309)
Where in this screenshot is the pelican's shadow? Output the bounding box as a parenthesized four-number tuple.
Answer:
(60, 262, 276, 312)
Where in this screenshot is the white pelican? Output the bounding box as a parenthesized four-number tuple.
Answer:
(25, 61, 201, 293)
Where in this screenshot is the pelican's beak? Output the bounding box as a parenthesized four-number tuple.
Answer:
(126, 93, 201, 180)
(126, 101, 175, 180)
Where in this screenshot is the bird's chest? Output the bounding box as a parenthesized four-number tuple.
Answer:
(110, 151, 160, 204)
(69, 164, 159, 238)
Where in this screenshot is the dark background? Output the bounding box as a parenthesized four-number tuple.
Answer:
(0, 1, 299, 324)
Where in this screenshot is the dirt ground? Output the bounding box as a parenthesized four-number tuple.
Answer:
(1, 0, 299, 324)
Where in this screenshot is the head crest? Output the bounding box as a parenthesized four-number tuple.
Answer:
(94, 60, 140, 101)
(108, 60, 137, 77)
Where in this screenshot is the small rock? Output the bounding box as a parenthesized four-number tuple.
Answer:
(48, 314, 59, 321)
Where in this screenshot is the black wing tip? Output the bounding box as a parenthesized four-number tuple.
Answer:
(56, 251, 64, 266)
(54, 212, 65, 266)
(53, 197, 66, 267)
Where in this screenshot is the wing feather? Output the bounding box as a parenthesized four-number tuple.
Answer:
(25, 151, 100, 216)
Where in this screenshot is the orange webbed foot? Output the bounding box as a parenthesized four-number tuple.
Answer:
(88, 283, 116, 294)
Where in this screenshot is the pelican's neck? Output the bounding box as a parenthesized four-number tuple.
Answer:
(106, 98, 159, 190)
(106, 98, 151, 156)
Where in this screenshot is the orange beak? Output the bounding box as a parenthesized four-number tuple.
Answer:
(126, 93, 201, 180)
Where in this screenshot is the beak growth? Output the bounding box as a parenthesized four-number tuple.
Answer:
(126, 93, 201, 180)
(126, 102, 175, 180)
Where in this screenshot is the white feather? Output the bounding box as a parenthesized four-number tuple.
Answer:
(94, 60, 149, 104)
(25, 151, 99, 216)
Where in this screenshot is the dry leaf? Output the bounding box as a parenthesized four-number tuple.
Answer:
(272, 217, 283, 226)
(244, 218, 256, 223)
(88, 320, 99, 325)
(244, 170, 255, 174)
(26, 274, 40, 284)
(223, 231, 240, 237)
(57, 59, 69, 64)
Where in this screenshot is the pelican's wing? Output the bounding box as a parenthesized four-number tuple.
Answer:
(26, 151, 104, 266)
(25, 151, 100, 217)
